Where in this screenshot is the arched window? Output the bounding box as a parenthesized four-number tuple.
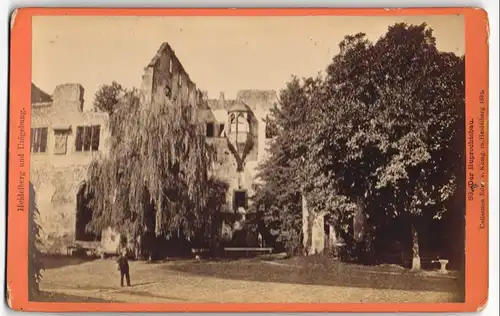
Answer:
(229, 113, 236, 134)
(236, 113, 249, 134)
(227, 103, 253, 162)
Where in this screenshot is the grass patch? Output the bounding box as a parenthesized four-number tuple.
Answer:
(169, 255, 464, 296)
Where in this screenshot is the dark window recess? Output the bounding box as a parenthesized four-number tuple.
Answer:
(234, 191, 247, 210)
(31, 127, 48, 153)
(75, 126, 83, 151)
(206, 123, 214, 137)
(165, 86, 172, 98)
(83, 126, 92, 151)
(91, 126, 100, 151)
(75, 125, 101, 152)
(218, 124, 225, 137)
(75, 184, 101, 242)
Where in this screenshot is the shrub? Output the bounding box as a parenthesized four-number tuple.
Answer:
(28, 183, 44, 299)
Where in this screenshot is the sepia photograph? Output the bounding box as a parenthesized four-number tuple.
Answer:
(28, 14, 466, 304)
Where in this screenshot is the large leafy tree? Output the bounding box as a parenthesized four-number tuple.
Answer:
(368, 24, 465, 269)
(314, 23, 464, 269)
(255, 23, 465, 269)
(253, 76, 323, 254)
(86, 86, 219, 253)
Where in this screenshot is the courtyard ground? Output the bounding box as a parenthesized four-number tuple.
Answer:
(36, 255, 464, 303)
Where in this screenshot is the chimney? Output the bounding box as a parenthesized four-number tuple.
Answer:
(53, 83, 85, 112)
(219, 92, 225, 108)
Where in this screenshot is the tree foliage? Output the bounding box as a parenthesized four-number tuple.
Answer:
(93, 81, 124, 114)
(28, 182, 43, 299)
(254, 23, 465, 267)
(86, 88, 219, 246)
(252, 76, 323, 254)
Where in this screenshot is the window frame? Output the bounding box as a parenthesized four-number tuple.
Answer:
(30, 127, 49, 154)
(75, 125, 101, 153)
(53, 129, 70, 155)
(218, 123, 226, 137)
(233, 190, 248, 211)
(229, 113, 236, 133)
(206, 122, 215, 138)
(236, 112, 249, 134)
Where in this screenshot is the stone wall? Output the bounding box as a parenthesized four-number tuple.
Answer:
(141, 42, 202, 110)
(30, 164, 87, 253)
(30, 83, 109, 254)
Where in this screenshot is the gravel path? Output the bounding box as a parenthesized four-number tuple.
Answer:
(39, 259, 460, 303)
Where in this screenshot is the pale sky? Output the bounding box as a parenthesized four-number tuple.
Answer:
(32, 15, 464, 110)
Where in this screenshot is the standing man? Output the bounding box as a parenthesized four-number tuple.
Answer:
(116, 235, 131, 287)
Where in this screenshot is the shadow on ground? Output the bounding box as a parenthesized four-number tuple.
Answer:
(41, 254, 97, 270)
(169, 255, 465, 298)
(124, 291, 190, 301)
(31, 291, 114, 303)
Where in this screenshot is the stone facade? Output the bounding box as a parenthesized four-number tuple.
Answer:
(202, 90, 277, 243)
(140, 42, 203, 110)
(30, 83, 110, 253)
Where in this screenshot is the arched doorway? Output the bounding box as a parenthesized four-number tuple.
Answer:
(75, 182, 100, 241)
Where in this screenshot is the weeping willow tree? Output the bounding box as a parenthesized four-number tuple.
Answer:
(86, 87, 219, 249)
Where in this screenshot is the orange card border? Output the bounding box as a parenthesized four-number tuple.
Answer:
(7, 7, 489, 312)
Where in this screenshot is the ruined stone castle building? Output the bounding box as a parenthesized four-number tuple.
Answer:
(30, 83, 109, 253)
(140, 43, 278, 245)
(31, 42, 333, 254)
